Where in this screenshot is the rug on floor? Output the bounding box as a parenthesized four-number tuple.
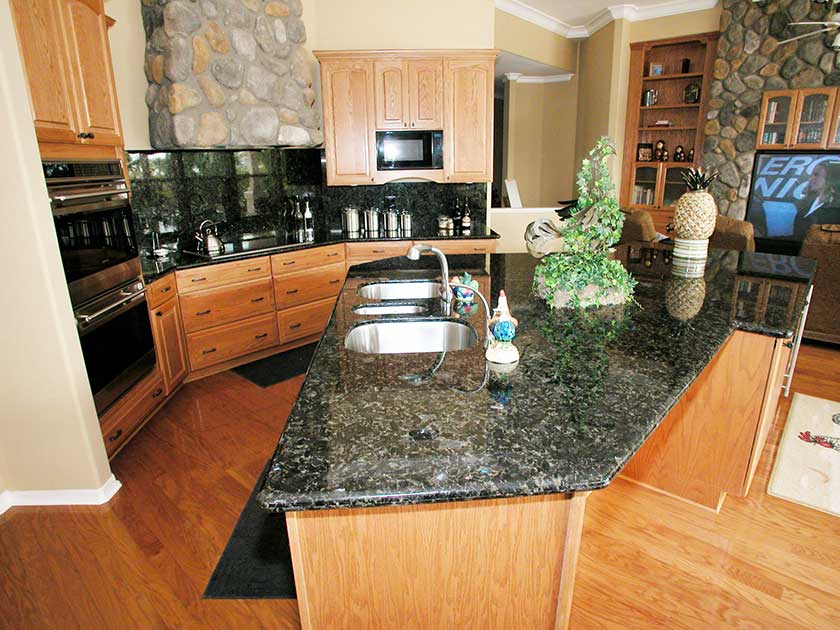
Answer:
(768, 393, 840, 517)
(232, 342, 317, 388)
(203, 461, 295, 599)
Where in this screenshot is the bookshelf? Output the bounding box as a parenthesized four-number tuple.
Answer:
(757, 88, 837, 150)
(620, 32, 719, 234)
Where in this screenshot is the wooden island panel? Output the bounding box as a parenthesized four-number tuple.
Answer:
(287, 492, 589, 630)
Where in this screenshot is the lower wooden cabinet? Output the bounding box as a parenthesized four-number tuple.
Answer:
(186, 313, 279, 372)
(278, 297, 337, 343)
(180, 277, 275, 333)
(274, 263, 345, 309)
(99, 368, 165, 458)
(149, 295, 188, 395)
(427, 239, 497, 255)
(345, 241, 414, 265)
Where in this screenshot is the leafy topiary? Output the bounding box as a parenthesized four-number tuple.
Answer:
(532, 137, 636, 309)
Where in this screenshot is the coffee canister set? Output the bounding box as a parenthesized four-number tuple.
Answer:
(341, 206, 412, 238)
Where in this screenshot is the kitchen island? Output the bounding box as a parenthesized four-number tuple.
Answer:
(258, 245, 815, 630)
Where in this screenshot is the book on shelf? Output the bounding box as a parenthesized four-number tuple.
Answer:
(768, 100, 779, 124)
(633, 186, 655, 206)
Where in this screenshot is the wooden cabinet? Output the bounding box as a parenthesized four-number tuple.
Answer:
(180, 278, 275, 333)
(271, 244, 345, 275)
(277, 298, 336, 344)
(99, 368, 165, 459)
(274, 263, 346, 309)
(321, 59, 376, 185)
(627, 162, 692, 234)
(429, 239, 497, 255)
(149, 294, 188, 396)
(757, 88, 837, 150)
(10, 0, 123, 150)
(186, 313, 279, 372)
(444, 57, 494, 183)
(176, 256, 271, 294)
(316, 50, 497, 186)
(345, 240, 414, 266)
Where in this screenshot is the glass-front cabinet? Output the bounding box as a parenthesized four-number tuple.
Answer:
(757, 88, 838, 150)
(631, 165, 659, 208)
(628, 162, 691, 234)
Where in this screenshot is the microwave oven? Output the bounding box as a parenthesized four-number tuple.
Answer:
(376, 130, 443, 171)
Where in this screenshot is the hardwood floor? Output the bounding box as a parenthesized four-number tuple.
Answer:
(1, 342, 838, 629)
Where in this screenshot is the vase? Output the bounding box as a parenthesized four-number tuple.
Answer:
(673, 190, 717, 240)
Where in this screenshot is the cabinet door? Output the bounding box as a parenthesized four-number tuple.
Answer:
(756, 90, 797, 149)
(60, 0, 123, 146)
(374, 60, 409, 130)
(9, 0, 80, 144)
(150, 297, 188, 395)
(444, 58, 494, 183)
(321, 59, 376, 185)
(408, 59, 443, 129)
(828, 91, 840, 149)
(792, 88, 836, 149)
(629, 164, 659, 208)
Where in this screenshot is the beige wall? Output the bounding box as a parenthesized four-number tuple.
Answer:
(541, 78, 579, 203)
(629, 6, 722, 44)
(494, 9, 577, 71)
(106, 0, 149, 149)
(0, 1, 112, 494)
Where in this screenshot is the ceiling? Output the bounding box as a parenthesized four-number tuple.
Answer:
(496, 0, 721, 38)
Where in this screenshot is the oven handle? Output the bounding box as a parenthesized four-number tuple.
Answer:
(76, 287, 147, 327)
(52, 190, 129, 205)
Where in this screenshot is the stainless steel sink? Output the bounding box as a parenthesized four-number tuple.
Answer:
(352, 303, 429, 316)
(344, 318, 478, 354)
(356, 280, 441, 301)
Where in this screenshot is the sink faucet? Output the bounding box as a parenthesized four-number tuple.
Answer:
(406, 243, 451, 315)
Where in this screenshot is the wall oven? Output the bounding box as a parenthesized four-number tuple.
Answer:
(46, 160, 156, 414)
(375, 130, 443, 171)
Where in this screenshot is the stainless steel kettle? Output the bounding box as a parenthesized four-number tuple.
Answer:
(194, 219, 225, 255)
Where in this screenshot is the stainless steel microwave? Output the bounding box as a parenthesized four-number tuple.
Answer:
(376, 130, 443, 171)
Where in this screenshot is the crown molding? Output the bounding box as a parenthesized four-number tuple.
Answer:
(496, 0, 720, 39)
(505, 72, 574, 84)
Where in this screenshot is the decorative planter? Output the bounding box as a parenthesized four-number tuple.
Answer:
(666, 277, 707, 321)
(673, 190, 717, 240)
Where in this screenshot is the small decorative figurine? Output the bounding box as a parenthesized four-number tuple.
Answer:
(485, 290, 520, 365)
(687, 148, 695, 162)
(683, 82, 701, 104)
(660, 149, 670, 162)
(450, 272, 480, 303)
(673, 145, 686, 162)
(654, 139, 666, 161)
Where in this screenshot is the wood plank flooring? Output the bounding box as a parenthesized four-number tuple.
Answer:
(1, 342, 839, 629)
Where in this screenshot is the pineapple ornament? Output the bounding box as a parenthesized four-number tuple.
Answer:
(673, 167, 719, 240)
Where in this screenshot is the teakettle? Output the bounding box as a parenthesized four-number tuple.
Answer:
(194, 219, 225, 255)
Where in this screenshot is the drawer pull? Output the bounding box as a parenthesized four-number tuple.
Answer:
(108, 429, 123, 442)
(327, 252, 339, 257)
(473, 248, 485, 252)
(151, 388, 164, 399)
(289, 323, 302, 329)
(202, 348, 217, 355)
(255, 333, 269, 339)
(251, 297, 265, 303)
(155, 311, 163, 317)
(286, 289, 299, 294)
(372, 249, 386, 253)
(329, 279, 341, 284)
(191, 277, 207, 283)
(196, 309, 211, 316)
(248, 267, 262, 272)
(283, 261, 296, 266)
(161, 286, 172, 294)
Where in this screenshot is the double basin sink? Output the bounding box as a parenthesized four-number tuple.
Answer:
(345, 280, 478, 354)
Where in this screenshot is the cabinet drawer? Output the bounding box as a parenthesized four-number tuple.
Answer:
(146, 273, 177, 310)
(186, 312, 278, 371)
(180, 278, 274, 333)
(271, 245, 346, 276)
(277, 297, 336, 343)
(429, 239, 497, 255)
(100, 368, 165, 458)
(274, 263, 346, 309)
(346, 241, 413, 265)
(176, 257, 271, 294)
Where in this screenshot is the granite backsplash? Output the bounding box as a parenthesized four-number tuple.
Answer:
(126, 148, 486, 247)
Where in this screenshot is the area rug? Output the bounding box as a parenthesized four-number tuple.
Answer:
(768, 393, 840, 517)
(232, 342, 317, 388)
(203, 461, 295, 599)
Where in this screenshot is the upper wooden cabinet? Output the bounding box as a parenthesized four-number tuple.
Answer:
(757, 88, 837, 150)
(10, 0, 123, 151)
(316, 50, 497, 186)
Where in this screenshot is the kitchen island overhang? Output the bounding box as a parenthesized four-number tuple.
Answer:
(258, 246, 815, 630)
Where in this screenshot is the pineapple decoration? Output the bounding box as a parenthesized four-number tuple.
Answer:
(666, 277, 707, 321)
(673, 167, 719, 240)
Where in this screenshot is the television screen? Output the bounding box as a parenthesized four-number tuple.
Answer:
(746, 152, 840, 242)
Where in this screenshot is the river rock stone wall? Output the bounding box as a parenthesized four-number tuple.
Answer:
(702, 0, 839, 218)
(141, 0, 322, 148)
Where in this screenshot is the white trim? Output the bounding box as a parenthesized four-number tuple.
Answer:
(496, 0, 720, 39)
(516, 73, 575, 84)
(0, 475, 121, 515)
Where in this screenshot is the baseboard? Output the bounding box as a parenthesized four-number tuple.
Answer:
(0, 474, 121, 515)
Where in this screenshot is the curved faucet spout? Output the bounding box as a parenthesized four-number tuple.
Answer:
(406, 243, 451, 315)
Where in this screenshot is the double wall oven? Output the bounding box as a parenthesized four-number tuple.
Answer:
(46, 160, 156, 414)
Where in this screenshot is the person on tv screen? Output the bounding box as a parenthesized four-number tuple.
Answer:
(793, 162, 840, 240)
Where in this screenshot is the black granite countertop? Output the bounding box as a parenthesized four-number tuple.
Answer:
(139, 223, 499, 283)
(256, 246, 815, 512)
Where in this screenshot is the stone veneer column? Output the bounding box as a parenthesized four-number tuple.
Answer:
(702, 0, 840, 218)
(141, 0, 323, 148)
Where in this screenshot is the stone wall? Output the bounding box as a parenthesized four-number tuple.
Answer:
(702, 0, 839, 218)
(141, 0, 322, 148)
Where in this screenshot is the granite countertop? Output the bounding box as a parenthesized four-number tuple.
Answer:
(256, 246, 815, 513)
(139, 223, 499, 283)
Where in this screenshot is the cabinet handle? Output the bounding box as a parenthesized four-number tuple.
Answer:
(372, 249, 386, 253)
(88, 132, 95, 139)
(160, 286, 172, 294)
(329, 279, 341, 284)
(283, 261, 296, 266)
(196, 309, 211, 316)
(251, 297, 265, 303)
(191, 277, 207, 283)
(202, 348, 217, 355)
(290, 323, 302, 329)
(247, 267, 262, 272)
(255, 333, 269, 339)
(286, 289, 299, 294)
(411, 123, 415, 128)
(371, 177, 375, 182)
(156, 311, 163, 317)
(77, 132, 94, 139)
(327, 252, 339, 257)
(151, 388, 163, 399)
(108, 429, 123, 442)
